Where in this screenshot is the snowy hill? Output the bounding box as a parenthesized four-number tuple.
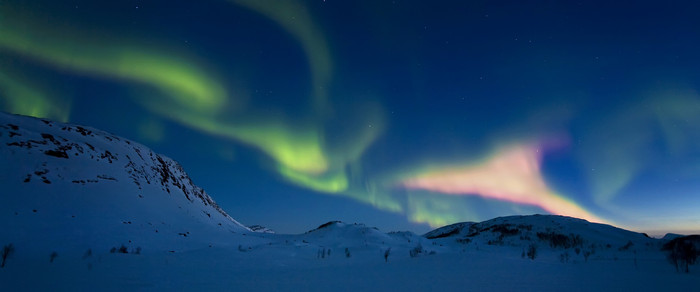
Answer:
(425, 215, 657, 249)
(0, 112, 249, 254)
(298, 221, 433, 258)
(425, 215, 661, 263)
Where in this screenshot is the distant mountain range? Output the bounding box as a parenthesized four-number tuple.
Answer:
(0, 112, 697, 290)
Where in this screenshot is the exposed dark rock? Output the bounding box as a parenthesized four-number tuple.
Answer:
(44, 149, 69, 158)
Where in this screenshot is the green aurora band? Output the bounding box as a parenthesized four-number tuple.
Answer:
(577, 88, 700, 205)
(0, 21, 227, 115)
(0, 70, 70, 122)
(230, 0, 333, 113)
(0, 1, 383, 198)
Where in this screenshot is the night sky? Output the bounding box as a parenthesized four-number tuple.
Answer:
(2, 0, 700, 235)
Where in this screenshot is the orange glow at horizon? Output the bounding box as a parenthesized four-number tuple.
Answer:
(400, 144, 605, 223)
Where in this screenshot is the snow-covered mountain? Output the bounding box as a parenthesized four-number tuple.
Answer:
(1, 112, 697, 291)
(424, 215, 661, 262)
(0, 112, 248, 253)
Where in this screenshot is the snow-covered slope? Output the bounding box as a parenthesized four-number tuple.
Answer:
(0, 112, 248, 253)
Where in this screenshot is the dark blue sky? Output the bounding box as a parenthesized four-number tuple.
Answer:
(2, 0, 700, 235)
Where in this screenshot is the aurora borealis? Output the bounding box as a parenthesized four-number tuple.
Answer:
(401, 142, 604, 223)
(2, 1, 700, 235)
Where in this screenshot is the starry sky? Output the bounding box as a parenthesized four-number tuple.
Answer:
(2, 0, 700, 235)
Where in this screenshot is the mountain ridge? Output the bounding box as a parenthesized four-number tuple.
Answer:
(0, 112, 248, 252)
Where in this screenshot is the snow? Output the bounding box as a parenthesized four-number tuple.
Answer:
(1, 112, 698, 291)
(2, 239, 698, 291)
